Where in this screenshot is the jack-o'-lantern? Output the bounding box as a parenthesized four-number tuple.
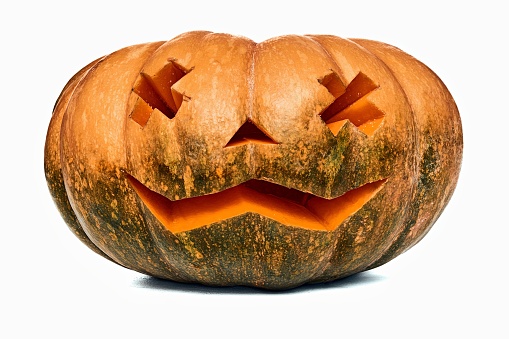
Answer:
(44, 31, 462, 289)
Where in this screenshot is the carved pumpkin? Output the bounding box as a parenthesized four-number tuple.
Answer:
(44, 31, 462, 289)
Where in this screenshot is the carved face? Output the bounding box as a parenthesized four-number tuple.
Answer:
(126, 63, 388, 233)
(45, 32, 462, 289)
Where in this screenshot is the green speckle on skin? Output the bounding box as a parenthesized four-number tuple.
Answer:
(65, 162, 180, 279)
(418, 141, 438, 192)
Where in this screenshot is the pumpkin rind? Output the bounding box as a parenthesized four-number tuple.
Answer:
(44, 57, 113, 261)
(45, 32, 462, 289)
(350, 39, 463, 269)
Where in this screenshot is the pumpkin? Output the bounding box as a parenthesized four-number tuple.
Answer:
(44, 31, 462, 289)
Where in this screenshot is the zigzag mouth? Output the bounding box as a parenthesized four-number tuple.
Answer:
(126, 174, 386, 233)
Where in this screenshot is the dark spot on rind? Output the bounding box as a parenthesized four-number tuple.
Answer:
(418, 141, 439, 193)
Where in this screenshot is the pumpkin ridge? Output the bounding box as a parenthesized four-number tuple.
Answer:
(120, 42, 190, 279)
(305, 35, 347, 84)
(352, 38, 462, 269)
(325, 38, 418, 271)
(355, 42, 423, 267)
(46, 56, 117, 263)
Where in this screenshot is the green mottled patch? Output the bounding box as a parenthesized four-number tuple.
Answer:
(45, 158, 114, 261)
(418, 141, 439, 192)
(65, 162, 179, 279)
(140, 207, 334, 289)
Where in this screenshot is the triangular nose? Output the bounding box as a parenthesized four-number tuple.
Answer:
(225, 119, 278, 147)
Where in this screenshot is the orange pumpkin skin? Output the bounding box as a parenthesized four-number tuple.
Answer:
(44, 32, 462, 289)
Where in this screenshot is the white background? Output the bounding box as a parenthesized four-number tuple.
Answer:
(1, 1, 507, 338)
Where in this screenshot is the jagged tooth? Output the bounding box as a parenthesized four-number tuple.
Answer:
(126, 174, 387, 233)
(325, 120, 348, 137)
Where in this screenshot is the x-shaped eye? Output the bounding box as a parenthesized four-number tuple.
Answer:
(130, 60, 190, 127)
(318, 71, 384, 136)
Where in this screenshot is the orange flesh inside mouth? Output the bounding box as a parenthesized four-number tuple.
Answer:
(126, 175, 386, 233)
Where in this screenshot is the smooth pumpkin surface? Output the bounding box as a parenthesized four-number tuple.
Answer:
(44, 32, 462, 289)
